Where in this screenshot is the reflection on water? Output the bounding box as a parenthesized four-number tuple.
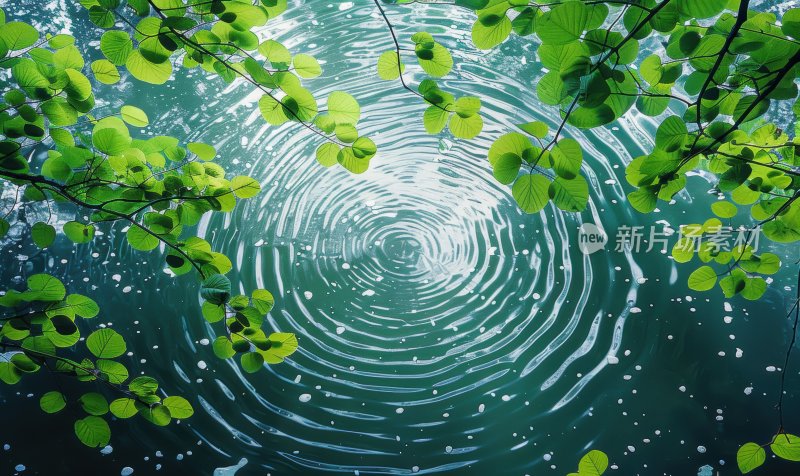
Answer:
(1, 1, 799, 475)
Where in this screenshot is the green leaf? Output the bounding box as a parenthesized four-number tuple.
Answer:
(579, 450, 609, 476)
(416, 41, 453, 77)
(327, 91, 360, 125)
(0, 21, 39, 50)
(711, 201, 737, 218)
(551, 138, 582, 179)
(26, 274, 66, 301)
(518, 121, 548, 138)
(39, 391, 67, 414)
(129, 376, 158, 396)
(188, 142, 216, 161)
(737, 442, 766, 473)
(771, 434, 800, 462)
(549, 176, 589, 212)
(100, 30, 133, 65)
(252, 289, 274, 314)
(213, 336, 236, 359)
(126, 225, 159, 251)
(91, 59, 121, 84)
(677, 0, 727, 19)
(74, 416, 111, 448)
(137, 403, 171, 426)
(782, 9, 800, 38)
(655, 116, 687, 153)
(78, 392, 109, 416)
(201, 274, 231, 305)
(315, 143, 339, 167)
(109, 398, 138, 419)
(493, 153, 522, 185)
(688, 266, 717, 291)
(241, 351, 264, 373)
(231, 175, 261, 198)
(472, 12, 511, 49)
(449, 112, 483, 139)
(31, 222, 56, 248)
(293, 53, 321, 78)
(63, 221, 95, 244)
(258, 94, 289, 125)
(126, 50, 172, 84)
(423, 105, 450, 134)
(163, 396, 194, 419)
(86, 329, 127, 359)
(120, 105, 149, 127)
(0, 362, 21, 384)
(512, 174, 550, 213)
(377, 50, 404, 80)
(96, 359, 129, 384)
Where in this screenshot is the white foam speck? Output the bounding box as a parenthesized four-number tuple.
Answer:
(304, 291, 313, 300)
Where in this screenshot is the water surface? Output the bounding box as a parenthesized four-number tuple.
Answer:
(1, 1, 799, 475)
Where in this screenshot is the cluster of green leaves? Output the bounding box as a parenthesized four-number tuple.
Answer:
(79, 0, 375, 173)
(567, 449, 608, 476)
(399, 0, 800, 301)
(0, 274, 193, 447)
(673, 219, 780, 299)
(738, 433, 800, 474)
(374, 26, 483, 139)
(200, 273, 297, 372)
(489, 126, 588, 213)
(0, 12, 294, 376)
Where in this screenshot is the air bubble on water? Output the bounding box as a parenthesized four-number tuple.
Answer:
(101, 445, 113, 455)
(478, 403, 485, 413)
(121, 468, 134, 476)
(15, 465, 25, 472)
(362, 289, 375, 297)
(395, 407, 404, 414)
(336, 326, 345, 335)
(299, 394, 311, 403)
(199, 339, 209, 346)
(197, 361, 207, 370)
(304, 291, 313, 300)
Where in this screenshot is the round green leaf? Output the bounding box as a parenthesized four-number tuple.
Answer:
(163, 396, 194, 419)
(120, 105, 149, 127)
(86, 328, 127, 358)
(512, 174, 550, 213)
(74, 416, 111, 448)
(40, 391, 67, 414)
(31, 222, 55, 248)
(688, 266, 717, 291)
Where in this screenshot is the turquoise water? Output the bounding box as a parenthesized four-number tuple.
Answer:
(1, 1, 799, 475)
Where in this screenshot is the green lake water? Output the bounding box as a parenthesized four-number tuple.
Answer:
(1, 1, 799, 475)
